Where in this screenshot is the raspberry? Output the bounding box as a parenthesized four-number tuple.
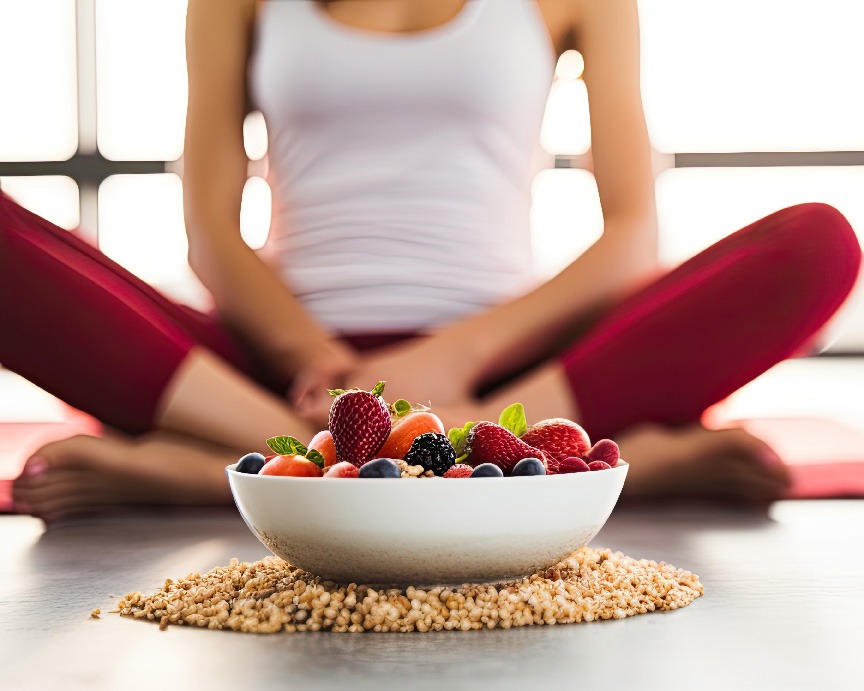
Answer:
(404, 433, 456, 476)
(323, 461, 360, 478)
(442, 464, 473, 478)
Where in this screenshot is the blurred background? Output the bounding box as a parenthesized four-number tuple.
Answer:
(3, 0, 864, 484)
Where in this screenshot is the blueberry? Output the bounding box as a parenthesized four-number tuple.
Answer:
(236, 452, 266, 474)
(358, 458, 401, 478)
(511, 457, 546, 476)
(470, 463, 504, 478)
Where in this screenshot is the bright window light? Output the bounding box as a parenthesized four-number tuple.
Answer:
(240, 177, 272, 250)
(244, 112, 269, 161)
(96, 0, 188, 161)
(541, 51, 591, 156)
(530, 169, 604, 278)
(98, 174, 206, 306)
(656, 166, 864, 351)
(639, 0, 864, 152)
(555, 50, 585, 81)
(0, 1, 77, 160)
(0, 176, 80, 230)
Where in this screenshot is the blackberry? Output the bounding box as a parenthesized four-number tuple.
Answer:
(404, 433, 456, 476)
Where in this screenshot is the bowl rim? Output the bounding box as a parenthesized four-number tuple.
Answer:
(226, 459, 628, 481)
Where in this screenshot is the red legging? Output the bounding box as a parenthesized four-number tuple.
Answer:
(0, 192, 860, 437)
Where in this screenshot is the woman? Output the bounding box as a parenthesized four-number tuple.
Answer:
(4, 0, 860, 520)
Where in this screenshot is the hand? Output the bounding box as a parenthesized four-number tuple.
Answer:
(294, 333, 479, 427)
(347, 334, 475, 407)
(289, 340, 359, 428)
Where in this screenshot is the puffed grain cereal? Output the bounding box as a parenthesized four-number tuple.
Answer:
(395, 459, 435, 478)
(115, 548, 703, 633)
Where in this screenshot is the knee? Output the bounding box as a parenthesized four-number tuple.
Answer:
(761, 202, 861, 295)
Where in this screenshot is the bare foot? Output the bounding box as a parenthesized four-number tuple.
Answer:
(11, 432, 239, 522)
(617, 422, 792, 503)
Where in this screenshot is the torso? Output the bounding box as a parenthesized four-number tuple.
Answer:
(247, 0, 574, 333)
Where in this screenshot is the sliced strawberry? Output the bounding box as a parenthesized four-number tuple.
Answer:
(555, 456, 591, 474)
(465, 421, 548, 475)
(521, 418, 591, 463)
(585, 439, 619, 468)
(328, 381, 392, 467)
(442, 463, 473, 478)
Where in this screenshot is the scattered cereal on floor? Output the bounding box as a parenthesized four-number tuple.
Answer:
(115, 548, 703, 633)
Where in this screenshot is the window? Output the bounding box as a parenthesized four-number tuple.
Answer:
(2, 2, 863, 352)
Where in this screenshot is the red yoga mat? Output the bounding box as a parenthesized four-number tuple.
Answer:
(2, 416, 864, 512)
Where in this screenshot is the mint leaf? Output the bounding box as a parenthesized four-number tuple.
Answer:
(498, 403, 527, 437)
(392, 399, 412, 418)
(266, 435, 308, 456)
(448, 421, 475, 456)
(305, 449, 326, 469)
(371, 380, 386, 397)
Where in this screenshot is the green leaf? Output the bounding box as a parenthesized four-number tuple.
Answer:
(305, 449, 326, 469)
(266, 435, 308, 456)
(498, 403, 527, 437)
(328, 389, 347, 398)
(448, 421, 475, 456)
(371, 381, 386, 397)
(392, 399, 412, 418)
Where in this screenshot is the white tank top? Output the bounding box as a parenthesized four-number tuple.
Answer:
(251, 0, 555, 333)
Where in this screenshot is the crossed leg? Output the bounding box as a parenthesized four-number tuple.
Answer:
(475, 203, 861, 500)
(1, 193, 316, 518)
(3, 197, 861, 518)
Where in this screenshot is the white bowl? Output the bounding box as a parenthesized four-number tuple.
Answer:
(226, 462, 628, 586)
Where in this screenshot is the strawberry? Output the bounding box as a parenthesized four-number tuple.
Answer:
(520, 418, 591, 467)
(555, 456, 591, 474)
(585, 439, 619, 468)
(377, 399, 445, 459)
(587, 460, 612, 471)
(308, 430, 338, 468)
(323, 461, 360, 478)
(442, 464, 473, 478)
(328, 381, 391, 467)
(463, 421, 548, 474)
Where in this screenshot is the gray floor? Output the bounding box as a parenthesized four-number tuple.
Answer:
(2, 501, 863, 691)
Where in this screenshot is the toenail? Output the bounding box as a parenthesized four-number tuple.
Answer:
(23, 457, 48, 477)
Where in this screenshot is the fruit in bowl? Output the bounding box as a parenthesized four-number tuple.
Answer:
(226, 382, 628, 585)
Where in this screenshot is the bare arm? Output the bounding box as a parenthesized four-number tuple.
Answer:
(446, 0, 659, 390)
(184, 0, 355, 385)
